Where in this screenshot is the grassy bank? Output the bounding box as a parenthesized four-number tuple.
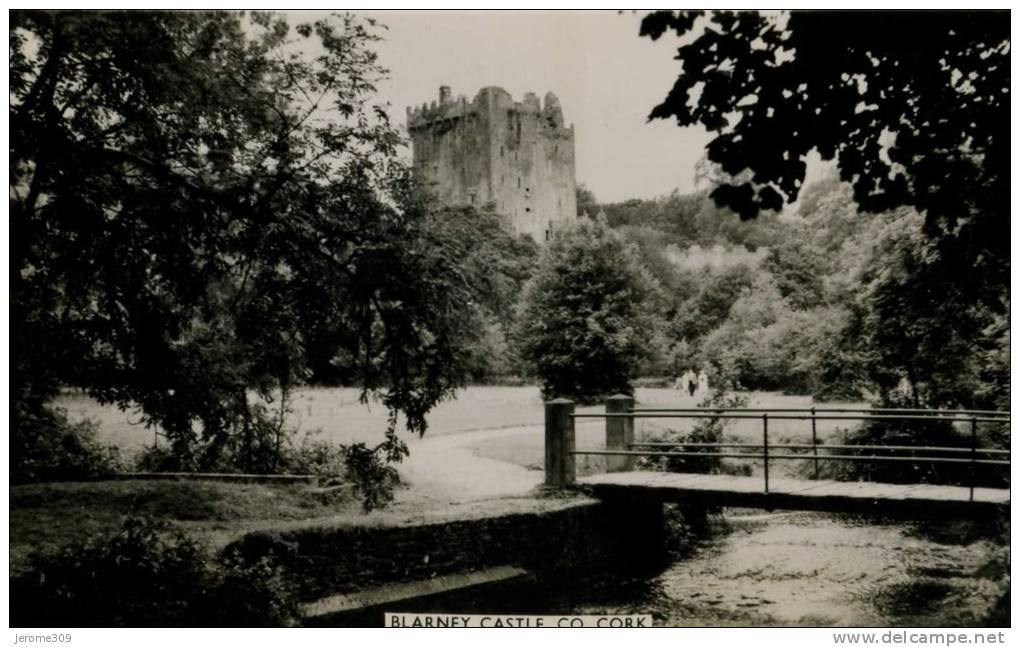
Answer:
(10, 479, 360, 575)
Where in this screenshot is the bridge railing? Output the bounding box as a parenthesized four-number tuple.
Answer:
(544, 395, 1010, 501)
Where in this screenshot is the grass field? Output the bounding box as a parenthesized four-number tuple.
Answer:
(56, 386, 553, 459)
(55, 386, 866, 460)
(56, 385, 867, 479)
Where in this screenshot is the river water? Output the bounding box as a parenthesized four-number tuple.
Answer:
(533, 510, 1008, 627)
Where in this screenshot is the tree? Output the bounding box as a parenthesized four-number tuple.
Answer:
(670, 262, 756, 343)
(420, 205, 539, 383)
(761, 228, 827, 310)
(10, 11, 486, 477)
(575, 183, 600, 219)
(641, 11, 1008, 307)
(512, 221, 664, 403)
(846, 210, 1002, 408)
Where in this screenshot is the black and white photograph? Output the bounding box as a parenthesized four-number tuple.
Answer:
(7, 7, 1012, 633)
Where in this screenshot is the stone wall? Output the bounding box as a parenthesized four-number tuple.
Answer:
(225, 497, 664, 603)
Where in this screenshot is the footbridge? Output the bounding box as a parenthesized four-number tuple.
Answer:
(544, 396, 1010, 517)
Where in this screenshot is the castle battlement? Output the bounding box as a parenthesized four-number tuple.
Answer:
(407, 86, 578, 242)
(408, 87, 572, 137)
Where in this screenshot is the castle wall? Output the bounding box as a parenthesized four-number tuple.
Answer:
(408, 86, 577, 242)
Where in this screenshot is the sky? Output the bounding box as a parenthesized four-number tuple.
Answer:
(286, 10, 714, 203)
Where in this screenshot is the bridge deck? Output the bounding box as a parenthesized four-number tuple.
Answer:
(577, 472, 1009, 516)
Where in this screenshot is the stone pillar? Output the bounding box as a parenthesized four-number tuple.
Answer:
(605, 394, 635, 472)
(544, 398, 575, 487)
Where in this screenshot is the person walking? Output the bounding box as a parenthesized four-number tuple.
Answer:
(697, 369, 709, 395)
(686, 369, 697, 397)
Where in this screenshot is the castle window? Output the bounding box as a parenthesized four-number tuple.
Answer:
(545, 229, 550, 241)
(525, 207, 531, 213)
(500, 145, 505, 157)
(515, 120, 521, 143)
(517, 177, 521, 188)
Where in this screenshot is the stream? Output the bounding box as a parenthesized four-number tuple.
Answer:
(548, 510, 1009, 627)
(327, 508, 1008, 627)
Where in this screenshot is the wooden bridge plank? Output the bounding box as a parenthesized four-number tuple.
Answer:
(576, 471, 1008, 517)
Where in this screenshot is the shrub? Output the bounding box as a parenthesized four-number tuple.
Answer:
(638, 389, 750, 475)
(133, 444, 180, 473)
(12, 406, 122, 484)
(340, 442, 402, 512)
(283, 434, 400, 511)
(10, 517, 298, 627)
(133, 430, 398, 513)
(815, 417, 1008, 488)
(282, 433, 348, 484)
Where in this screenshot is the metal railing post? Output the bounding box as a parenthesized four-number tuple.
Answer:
(811, 406, 819, 479)
(605, 394, 635, 472)
(969, 417, 977, 502)
(545, 398, 576, 487)
(763, 413, 769, 493)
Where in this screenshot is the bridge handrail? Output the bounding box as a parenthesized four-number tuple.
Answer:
(574, 413, 1008, 423)
(629, 441, 1011, 455)
(543, 397, 1011, 502)
(627, 407, 1009, 417)
(575, 449, 1010, 466)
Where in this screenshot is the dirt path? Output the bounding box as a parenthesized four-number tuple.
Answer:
(392, 419, 610, 506)
(393, 426, 545, 505)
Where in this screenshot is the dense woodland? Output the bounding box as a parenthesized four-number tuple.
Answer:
(454, 171, 1009, 415)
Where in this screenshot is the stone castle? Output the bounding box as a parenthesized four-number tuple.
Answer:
(407, 86, 578, 242)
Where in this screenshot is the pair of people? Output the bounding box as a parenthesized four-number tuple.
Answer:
(674, 369, 709, 397)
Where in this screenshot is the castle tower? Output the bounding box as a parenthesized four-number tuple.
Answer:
(407, 86, 578, 242)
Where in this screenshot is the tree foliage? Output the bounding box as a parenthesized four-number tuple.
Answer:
(10, 11, 487, 475)
(761, 227, 827, 310)
(844, 210, 1007, 408)
(513, 221, 664, 403)
(575, 183, 600, 219)
(671, 263, 755, 343)
(600, 189, 779, 251)
(642, 10, 1009, 308)
(415, 205, 539, 383)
